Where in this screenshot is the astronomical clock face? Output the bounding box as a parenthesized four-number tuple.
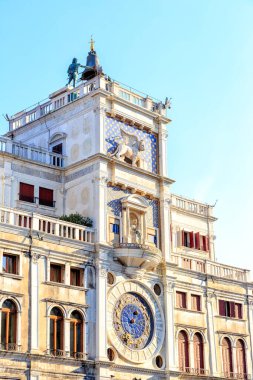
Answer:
(107, 281, 164, 363)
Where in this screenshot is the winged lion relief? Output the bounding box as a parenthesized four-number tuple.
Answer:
(108, 128, 145, 168)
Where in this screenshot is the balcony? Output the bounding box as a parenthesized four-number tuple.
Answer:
(222, 373, 251, 379)
(0, 343, 21, 352)
(113, 242, 162, 270)
(0, 137, 65, 167)
(171, 253, 250, 282)
(0, 206, 95, 244)
(171, 194, 216, 219)
(179, 367, 209, 376)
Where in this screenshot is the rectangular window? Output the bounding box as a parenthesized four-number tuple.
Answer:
(70, 268, 83, 287)
(52, 143, 63, 154)
(50, 264, 64, 283)
(191, 294, 201, 311)
(39, 187, 54, 207)
(3, 254, 18, 274)
(219, 300, 242, 319)
(19, 182, 34, 203)
(109, 218, 120, 244)
(176, 291, 187, 309)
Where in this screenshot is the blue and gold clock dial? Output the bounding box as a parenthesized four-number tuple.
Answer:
(113, 292, 154, 349)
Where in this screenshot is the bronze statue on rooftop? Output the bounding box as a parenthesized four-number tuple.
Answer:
(67, 58, 85, 87)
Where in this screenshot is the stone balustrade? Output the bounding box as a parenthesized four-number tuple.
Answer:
(0, 206, 95, 244)
(171, 194, 212, 217)
(0, 136, 65, 167)
(9, 75, 167, 132)
(171, 253, 250, 282)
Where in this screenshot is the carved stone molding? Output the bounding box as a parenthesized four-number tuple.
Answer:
(31, 253, 41, 263)
(92, 176, 109, 187)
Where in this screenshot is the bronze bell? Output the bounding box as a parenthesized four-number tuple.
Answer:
(81, 38, 102, 81)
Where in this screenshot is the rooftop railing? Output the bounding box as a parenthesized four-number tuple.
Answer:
(0, 206, 95, 244)
(171, 253, 250, 282)
(171, 194, 213, 217)
(0, 136, 65, 167)
(8, 75, 168, 132)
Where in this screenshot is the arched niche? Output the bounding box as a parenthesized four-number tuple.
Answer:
(121, 195, 149, 244)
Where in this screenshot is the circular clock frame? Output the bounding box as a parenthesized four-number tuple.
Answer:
(107, 281, 165, 363)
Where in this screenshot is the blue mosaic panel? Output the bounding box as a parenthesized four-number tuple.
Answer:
(105, 117, 158, 173)
(148, 199, 159, 228)
(107, 186, 130, 217)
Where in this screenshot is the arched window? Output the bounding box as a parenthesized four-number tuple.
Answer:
(193, 333, 204, 374)
(1, 300, 17, 350)
(178, 331, 189, 372)
(222, 337, 233, 378)
(50, 307, 63, 355)
(236, 339, 247, 378)
(70, 310, 83, 358)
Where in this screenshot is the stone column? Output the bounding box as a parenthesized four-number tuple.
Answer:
(95, 261, 108, 361)
(92, 173, 108, 244)
(159, 189, 171, 261)
(65, 318, 71, 357)
(163, 278, 176, 371)
(158, 122, 169, 177)
(30, 252, 41, 352)
(247, 299, 253, 377)
(206, 292, 218, 376)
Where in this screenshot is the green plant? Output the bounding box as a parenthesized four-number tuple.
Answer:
(59, 213, 93, 227)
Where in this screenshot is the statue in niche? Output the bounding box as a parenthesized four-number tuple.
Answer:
(109, 128, 145, 167)
(67, 58, 85, 87)
(130, 213, 141, 243)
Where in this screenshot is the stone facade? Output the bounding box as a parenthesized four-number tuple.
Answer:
(0, 60, 252, 380)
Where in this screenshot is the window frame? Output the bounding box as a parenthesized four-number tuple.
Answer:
(39, 186, 54, 207)
(1, 299, 17, 350)
(191, 294, 201, 312)
(19, 182, 35, 203)
(70, 267, 83, 287)
(219, 300, 243, 319)
(69, 311, 83, 357)
(176, 291, 187, 309)
(50, 263, 65, 284)
(49, 307, 64, 355)
(2, 253, 19, 275)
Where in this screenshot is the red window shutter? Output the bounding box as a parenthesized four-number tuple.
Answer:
(195, 232, 200, 250)
(230, 302, 235, 318)
(39, 187, 53, 206)
(203, 236, 207, 251)
(238, 304, 242, 319)
(219, 300, 226, 316)
(190, 232, 194, 248)
(19, 182, 34, 202)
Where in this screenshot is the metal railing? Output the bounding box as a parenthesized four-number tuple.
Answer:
(48, 349, 66, 357)
(0, 342, 21, 351)
(222, 372, 251, 379)
(70, 351, 87, 360)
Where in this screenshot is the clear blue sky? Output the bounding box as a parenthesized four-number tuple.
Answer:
(1, 0, 253, 274)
